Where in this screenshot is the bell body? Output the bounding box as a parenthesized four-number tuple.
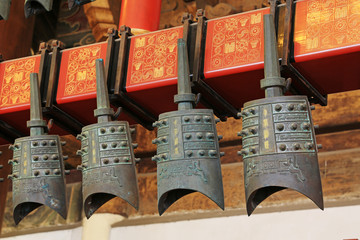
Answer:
(10, 135, 67, 224)
(153, 109, 224, 215)
(240, 95, 323, 215)
(78, 121, 139, 218)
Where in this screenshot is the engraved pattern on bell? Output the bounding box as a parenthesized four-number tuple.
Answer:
(239, 95, 323, 215)
(77, 121, 139, 218)
(153, 109, 224, 215)
(10, 135, 67, 224)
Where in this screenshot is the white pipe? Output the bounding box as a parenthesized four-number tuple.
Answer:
(82, 214, 125, 240)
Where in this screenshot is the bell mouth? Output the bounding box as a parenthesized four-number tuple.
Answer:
(84, 193, 116, 219)
(158, 188, 225, 216)
(246, 186, 324, 216)
(13, 199, 68, 225)
(84, 192, 139, 219)
(14, 202, 42, 225)
(246, 186, 285, 216)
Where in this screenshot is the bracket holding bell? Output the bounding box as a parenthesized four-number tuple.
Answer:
(9, 73, 68, 225)
(76, 59, 139, 219)
(0, 0, 11, 20)
(24, 0, 53, 18)
(68, 0, 95, 10)
(153, 38, 224, 215)
(238, 14, 323, 216)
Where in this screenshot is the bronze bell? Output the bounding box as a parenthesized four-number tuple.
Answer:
(238, 14, 323, 216)
(0, 0, 11, 20)
(68, 0, 95, 10)
(153, 39, 224, 215)
(76, 59, 139, 219)
(8, 73, 67, 224)
(24, 0, 53, 18)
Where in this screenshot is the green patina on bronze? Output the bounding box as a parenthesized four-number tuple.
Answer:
(9, 73, 68, 225)
(238, 14, 323, 216)
(153, 39, 224, 215)
(76, 59, 139, 219)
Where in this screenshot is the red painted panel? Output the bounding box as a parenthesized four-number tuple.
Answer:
(126, 27, 183, 92)
(0, 55, 43, 142)
(0, 55, 71, 138)
(56, 42, 107, 125)
(0, 55, 41, 114)
(56, 42, 108, 105)
(293, 0, 360, 94)
(204, 8, 269, 79)
(203, 8, 269, 108)
(294, 0, 360, 62)
(56, 42, 135, 125)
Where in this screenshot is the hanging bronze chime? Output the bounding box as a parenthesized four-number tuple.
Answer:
(8, 73, 68, 224)
(76, 59, 139, 219)
(24, 0, 53, 18)
(153, 39, 224, 215)
(238, 14, 323, 216)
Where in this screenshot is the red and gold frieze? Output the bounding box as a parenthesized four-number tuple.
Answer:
(294, 0, 360, 61)
(0, 56, 41, 113)
(56, 42, 107, 104)
(204, 8, 270, 79)
(126, 27, 183, 92)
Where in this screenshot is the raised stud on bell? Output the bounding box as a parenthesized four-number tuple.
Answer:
(279, 144, 287, 151)
(274, 104, 282, 111)
(277, 124, 285, 131)
(290, 123, 298, 130)
(304, 142, 314, 150)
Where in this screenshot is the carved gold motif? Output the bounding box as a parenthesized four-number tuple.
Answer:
(64, 46, 101, 96)
(295, 0, 360, 53)
(208, 11, 265, 71)
(1, 58, 36, 107)
(128, 28, 182, 85)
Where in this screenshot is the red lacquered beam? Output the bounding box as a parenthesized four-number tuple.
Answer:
(0, 54, 42, 143)
(119, 0, 162, 35)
